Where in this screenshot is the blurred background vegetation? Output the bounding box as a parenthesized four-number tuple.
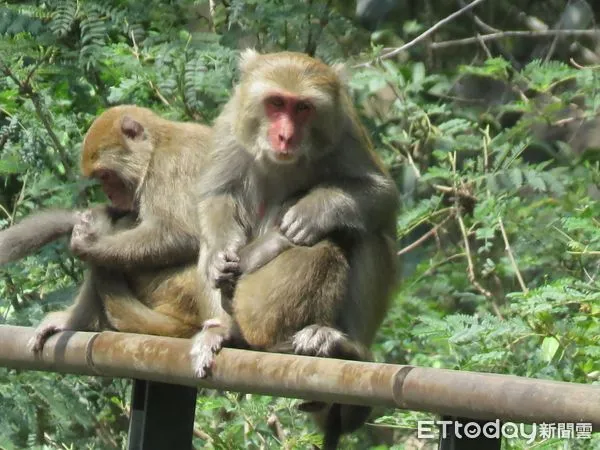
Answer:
(1, 0, 599, 448)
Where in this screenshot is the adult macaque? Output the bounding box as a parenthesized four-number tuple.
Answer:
(2, 105, 221, 350)
(190, 50, 399, 448)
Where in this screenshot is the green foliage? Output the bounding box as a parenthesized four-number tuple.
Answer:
(1, 0, 600, 448)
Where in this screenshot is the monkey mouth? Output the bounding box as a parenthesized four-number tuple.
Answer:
(272, 149, 298, 163)
(275, 153, 294, 160)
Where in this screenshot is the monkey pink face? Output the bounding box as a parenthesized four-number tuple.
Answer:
(95, 169, 134, 211)
(264, 94, 314, 163)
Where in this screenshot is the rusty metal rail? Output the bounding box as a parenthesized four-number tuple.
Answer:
(1, 325, 599, 428)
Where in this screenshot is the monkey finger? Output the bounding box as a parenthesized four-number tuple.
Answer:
(281, 219, 303, 241)
(76, 210, 94, 226)
(223, 250, 240, 262)
(279, 211, 294, 233)
(289, 228, 317, 246)
(221, 260, 241, 273)
(293, 325, 346, 357)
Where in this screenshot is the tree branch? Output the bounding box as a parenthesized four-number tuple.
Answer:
(429, 29, 600, 50)
(354, 0, 488, 68)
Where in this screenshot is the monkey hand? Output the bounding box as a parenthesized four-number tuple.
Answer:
(209, 249, 241, 290)
(70, 210, 98, 257)
(280, 200, 331, 246)
(190, 319, 228, 378)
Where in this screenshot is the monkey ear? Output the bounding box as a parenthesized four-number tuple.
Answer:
(120, 116, 145, 140)
(332, 62, 349, 84)
(239, 48, 260, 74)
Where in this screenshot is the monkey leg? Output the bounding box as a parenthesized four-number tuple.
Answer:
(95, 267, 201, 338)
(29, 270, 106, 352)
(233, 239, 349, 349)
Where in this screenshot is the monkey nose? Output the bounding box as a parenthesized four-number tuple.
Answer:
(278, 134, 294, 149)
(278, 134, 292, 144)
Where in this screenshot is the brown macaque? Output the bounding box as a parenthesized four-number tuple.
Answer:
(4, 105, 226, 350)
(190, 50, 399, 448)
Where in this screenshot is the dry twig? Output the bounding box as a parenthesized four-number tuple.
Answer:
(498, 217, 528, 294)
(429, 29, 600, 50)
(354, 0, 488, 68)
(267, 413, 287, 446)
(397, 214, 454, 256)
(130, 31, 171, 107)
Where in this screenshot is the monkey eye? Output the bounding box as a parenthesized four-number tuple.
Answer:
(296, 101, 311, 112)
(267, 96, 285, 108)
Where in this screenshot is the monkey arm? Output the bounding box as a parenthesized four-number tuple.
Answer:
(238, 230, 294, 274)
(280, 173, 399, 245)
(198, 194, 248, 254)
(197, 194, 249, 290)
(75, 220, 200, 269)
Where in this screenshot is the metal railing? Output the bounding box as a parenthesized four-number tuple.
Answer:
(0, 325, 598, 449)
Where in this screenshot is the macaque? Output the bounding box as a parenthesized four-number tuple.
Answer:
(3, 105, 222, 350)
(190, 50, 399, 448)
(71, 105, 207, 269)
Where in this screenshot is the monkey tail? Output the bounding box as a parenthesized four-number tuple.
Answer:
(0, 209, 78, 265)
(269, 331, 373, 450)
(298, 401, 371, 450)
(322, 403, 342, 450)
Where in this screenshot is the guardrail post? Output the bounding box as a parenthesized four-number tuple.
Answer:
(438, 416, 502, 450)
(127, 379, 198, 450)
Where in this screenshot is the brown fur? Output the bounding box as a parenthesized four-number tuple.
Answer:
(234, 239, 349, 348)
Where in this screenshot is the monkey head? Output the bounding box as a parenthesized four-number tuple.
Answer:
(233, 50, 346, 165)
(81, 106, 156, 211)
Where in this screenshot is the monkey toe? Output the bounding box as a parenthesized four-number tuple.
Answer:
(292, 325, 346, 357)
(221, 249, 240, 262)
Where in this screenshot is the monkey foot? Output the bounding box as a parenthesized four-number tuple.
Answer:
(190, 319, 226, 378)
(292, 325, 347, 357)
(27, 324, 64, 353)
